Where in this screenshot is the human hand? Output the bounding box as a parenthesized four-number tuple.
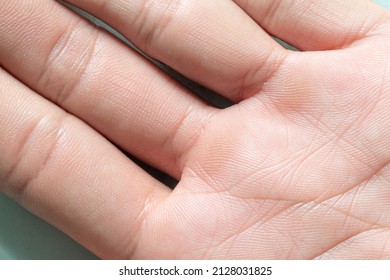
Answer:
(1, 0, 389, 259)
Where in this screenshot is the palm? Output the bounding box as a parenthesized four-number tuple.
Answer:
(143, 43, 390, 259)
(0, 0, 389, 259)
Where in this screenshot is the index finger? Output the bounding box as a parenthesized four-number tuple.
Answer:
(0, 68, 169, 259)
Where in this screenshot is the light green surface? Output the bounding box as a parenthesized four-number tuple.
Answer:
(0, 195, 97, 259)
(0, 0, 389, 260)
(377, 0, 390, 9)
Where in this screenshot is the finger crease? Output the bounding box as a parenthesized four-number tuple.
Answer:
(4, 114, 69, 203)
(136, 0, 182, 56)
(37, 18, 99, 107)
(238, 49, 287, 101)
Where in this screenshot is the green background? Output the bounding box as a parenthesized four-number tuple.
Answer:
(1, 0, 389, 260)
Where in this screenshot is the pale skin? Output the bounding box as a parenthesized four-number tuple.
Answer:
(0, 0, 389, 259)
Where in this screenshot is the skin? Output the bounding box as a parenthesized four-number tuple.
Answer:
(0, 0, 389, 259)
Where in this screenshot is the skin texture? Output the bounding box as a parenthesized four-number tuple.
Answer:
(0, 0, 389, 259)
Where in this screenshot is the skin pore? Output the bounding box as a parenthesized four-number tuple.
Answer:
(0, 0, 389, 259)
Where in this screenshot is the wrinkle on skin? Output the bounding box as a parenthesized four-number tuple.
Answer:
(1, 0, 390, 259)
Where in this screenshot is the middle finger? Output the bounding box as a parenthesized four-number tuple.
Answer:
(0, 0, 213, 178)
(63, 0, 288, 101)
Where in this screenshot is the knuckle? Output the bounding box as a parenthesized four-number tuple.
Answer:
(164, 107, 215, 172)
(235, 49, 287, 101)
(2, 114, 69, 202)
(132, 0, 183, 54)
(37, 18, 99, 106)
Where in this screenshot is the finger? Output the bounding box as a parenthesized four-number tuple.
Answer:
(0, 68, 169, 259)
(233, 0, 388, 50)
(0, 0, 213, 179)
(62, 0, 287, 101)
